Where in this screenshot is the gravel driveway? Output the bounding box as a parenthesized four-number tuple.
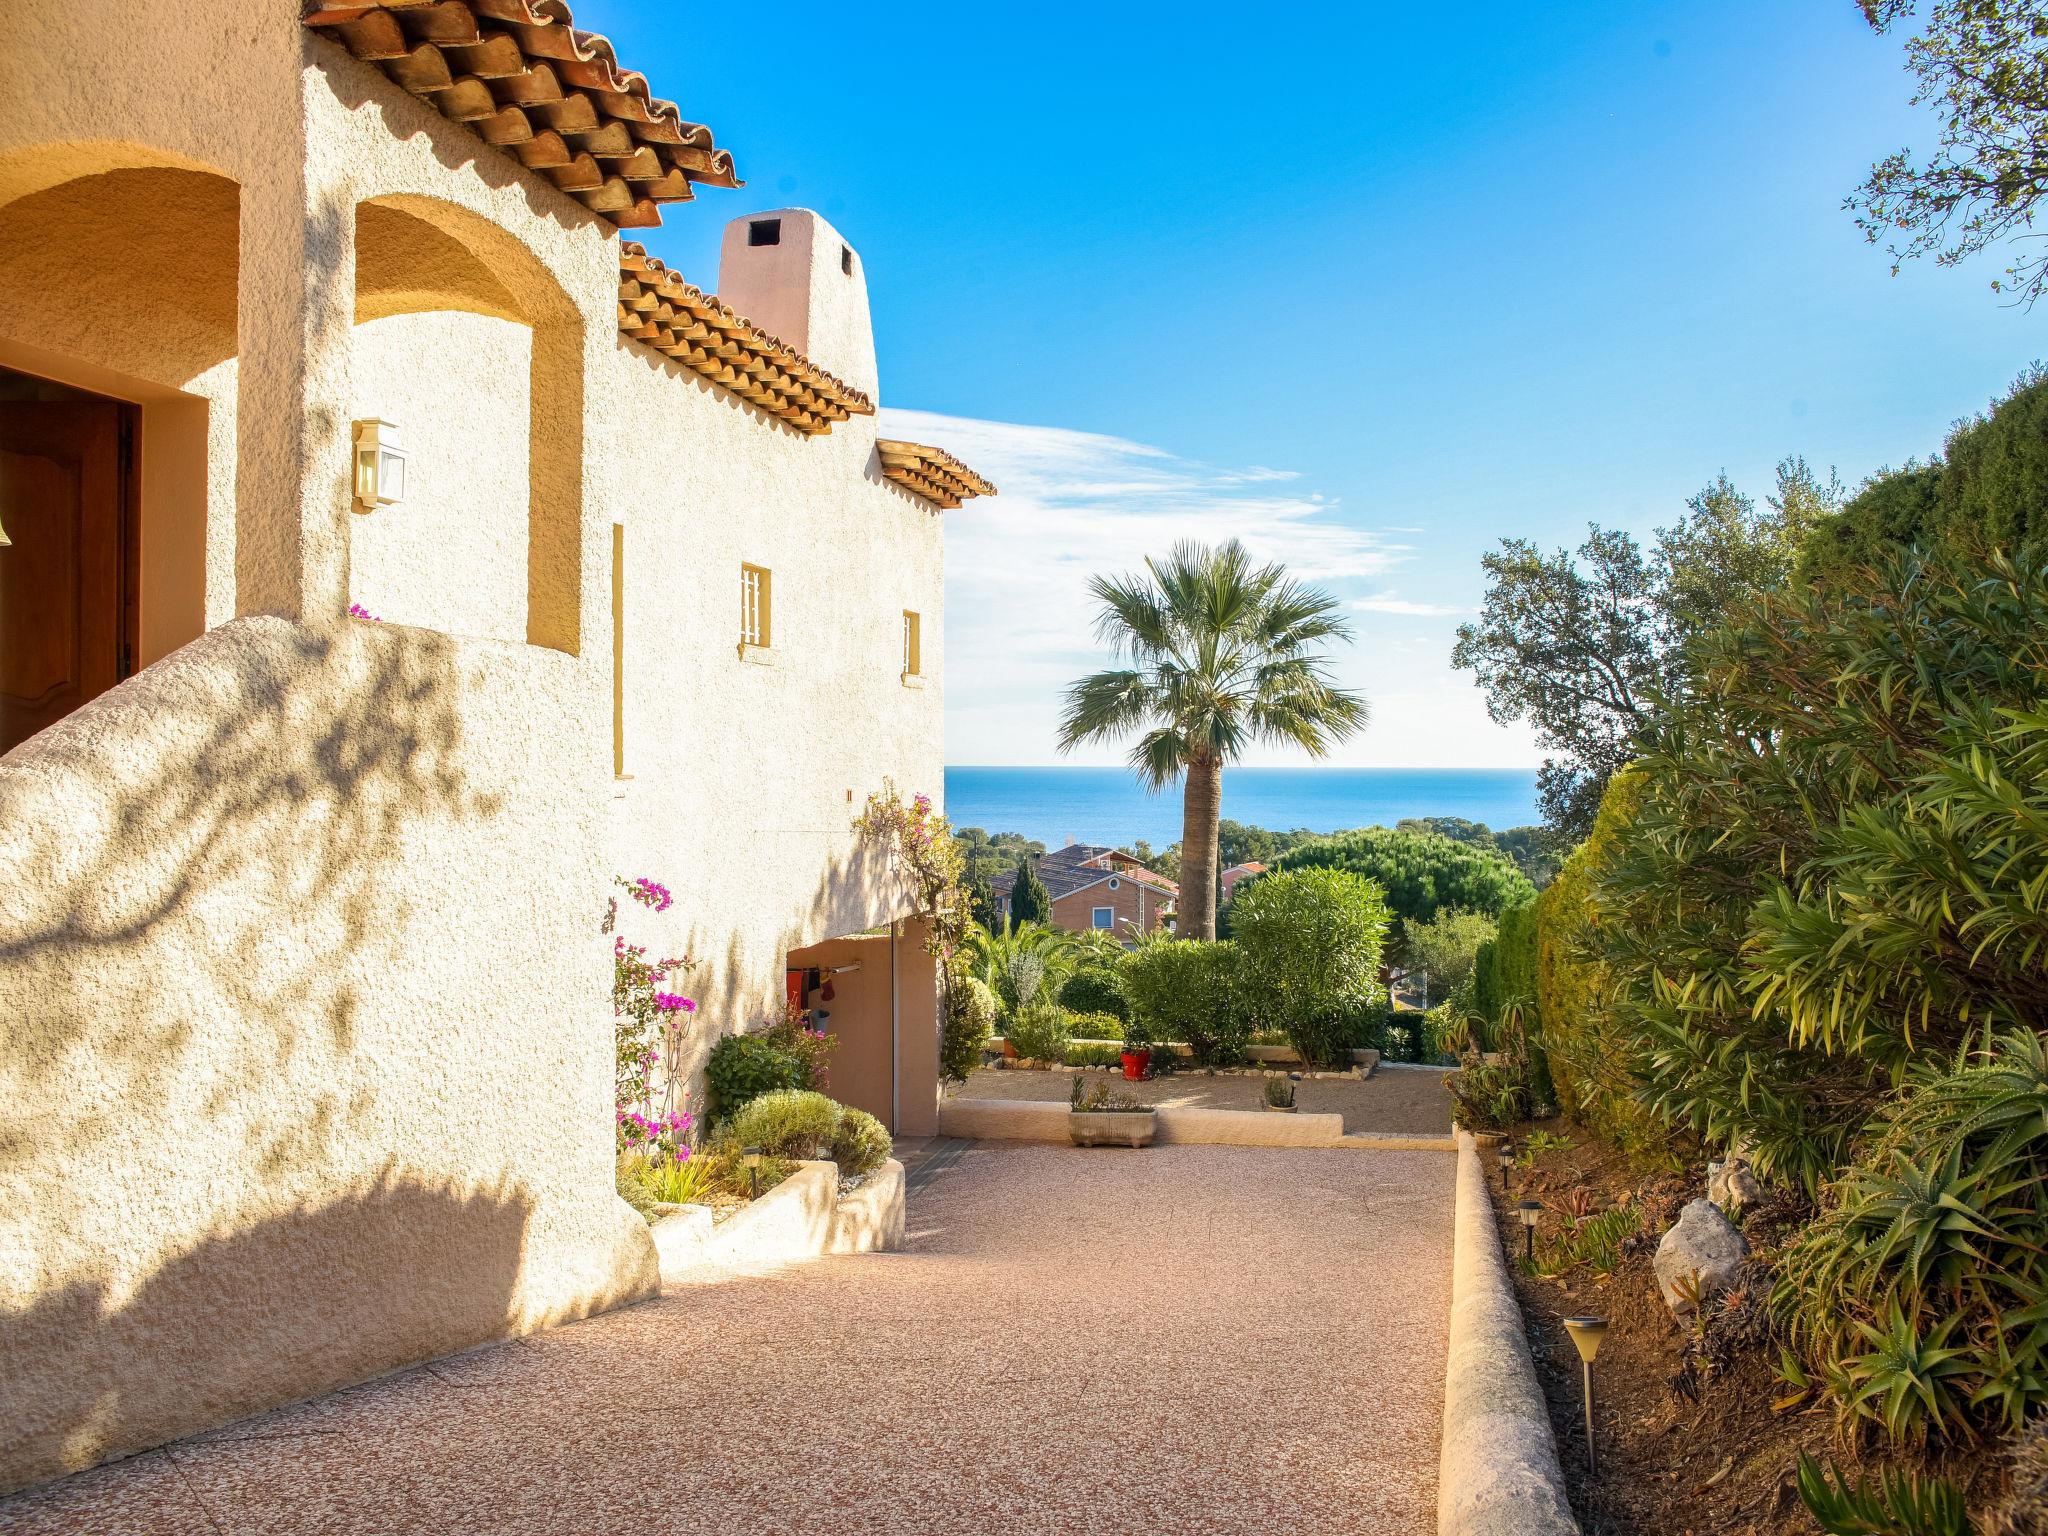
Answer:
(0, 1143, 1455, 1536)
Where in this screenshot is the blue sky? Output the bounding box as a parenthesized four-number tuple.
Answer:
(578, 0, 2041, 766)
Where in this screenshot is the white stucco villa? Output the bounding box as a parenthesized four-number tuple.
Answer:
(0, 0, 990, 1495)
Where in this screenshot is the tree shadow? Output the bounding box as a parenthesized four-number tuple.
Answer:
(0, 1170, 538, 1496)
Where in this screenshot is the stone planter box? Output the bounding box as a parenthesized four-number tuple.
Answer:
(1069, 1110, 1157, 1148)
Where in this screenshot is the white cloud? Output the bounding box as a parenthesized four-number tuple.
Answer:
(1352, 593, 1475, 617)
(883, 407, 1540, 769)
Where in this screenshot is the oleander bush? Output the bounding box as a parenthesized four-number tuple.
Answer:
(1230, 866, 1390, 1068)
(1120, 939, 1247, 1066)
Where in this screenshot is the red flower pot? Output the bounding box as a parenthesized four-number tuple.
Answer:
(1120, 1048, 1152, 1082)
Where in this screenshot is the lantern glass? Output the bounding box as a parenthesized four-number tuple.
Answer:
(1517, 1199, 1542, 1228)
(351, 420, 407, 512)
(1563, 1316, 1608, 1363)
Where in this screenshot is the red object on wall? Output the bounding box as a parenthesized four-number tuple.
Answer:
(785, 969, 806, 1012)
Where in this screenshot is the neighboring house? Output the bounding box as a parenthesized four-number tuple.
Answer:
(1219, 861, 1267, 901)
(0, 0, 992, 1495)
(1002, 843, 1178, 938)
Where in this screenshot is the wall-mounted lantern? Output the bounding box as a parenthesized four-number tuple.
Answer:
(352, 419, 407, 513)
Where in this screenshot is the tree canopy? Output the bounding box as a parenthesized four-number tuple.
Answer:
(1263, 824, 1535, 926)
(1850, 0, 2048, 305)
(1453, 461, 1837, 838)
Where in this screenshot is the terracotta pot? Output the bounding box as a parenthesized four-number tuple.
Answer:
(1264, 1103, 1298, 1114)
(1472, 1131, 1506, 1151)
(1120, 1048, 1152, 1081)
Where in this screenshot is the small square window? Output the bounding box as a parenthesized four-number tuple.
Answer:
(1091, 907, 1115, 930)
(740, 563, 772, 649)
(841, 244, 854, 275)
(748, 219, 782, 247)
(901, 610, 921, 676)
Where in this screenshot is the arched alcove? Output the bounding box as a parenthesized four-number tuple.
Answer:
(0, 152, 240, 736)
(349, 194, 582, 654)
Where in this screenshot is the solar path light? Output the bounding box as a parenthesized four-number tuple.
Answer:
(1562, 1316, 1609, 1474)
(743, 1145, 763, 1200)
(1497, 1140, 1515, 1192)
(1517, 1199, 1541, 1264)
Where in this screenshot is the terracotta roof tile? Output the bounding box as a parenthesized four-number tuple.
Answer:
(875, 440, 996, 508)
(303, 1, 741, 230)
(617, 244, 874, 435)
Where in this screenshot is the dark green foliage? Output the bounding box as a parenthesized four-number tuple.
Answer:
(1594, 545, 2048, 1192)
(1230, 867, 1391, 1067)
(1120, 940, 1247, 1066)
(940, 974, 997, 1083)
(1795, 1453, 1970, 1536)
(1456, 464, 1832, 838)
(1006, 999, 1071, 1064)
(1474, 898, 1539, 1029)
(1058, 965, 1128, 1021)
(1803, 370, 2048, 579)
(964, 871, 997, 932)
(1008, 857, 1050, 926)
(1266, 825, 1534, 926)
(704, 1032, 807, 1121)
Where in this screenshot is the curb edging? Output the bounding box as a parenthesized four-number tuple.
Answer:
(1438, 1131, 1581, 1536)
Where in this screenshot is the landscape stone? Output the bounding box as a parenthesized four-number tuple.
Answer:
(1654, 1198, 1750, 1316)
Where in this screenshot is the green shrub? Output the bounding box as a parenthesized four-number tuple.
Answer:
(619, 1149, 715, 1205)
(1058, 966, 1128, 1020)
(830, 1107, 893, 1176)
(724, 1089, 842, 1160)
(1230, 867, 1390, 1068)
(705, 1032, 807, 1121)
(1007, 999, 1072, 1064)
(1063, 1011, 1124, 1042)
(1062, 1040, 1123, 1069)
(941, 974, 997, 1082)
(1120, 939, 1246, 1065)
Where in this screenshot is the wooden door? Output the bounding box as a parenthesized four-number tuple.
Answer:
(0, 400, 133, 756)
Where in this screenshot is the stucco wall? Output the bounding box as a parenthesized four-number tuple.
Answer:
(0, 618, 657, 1491)
(348, 310, 531, 643)
(0, 0, 949, 1494)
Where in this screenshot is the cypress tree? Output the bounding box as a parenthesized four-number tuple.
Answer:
(1008, 857, 1050, 927)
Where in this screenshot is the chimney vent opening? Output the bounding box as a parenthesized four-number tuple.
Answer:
(840, 244, 854, 275)
(748, 219, 782, 247)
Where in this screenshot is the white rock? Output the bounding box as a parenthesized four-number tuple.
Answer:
(1654, 1198, 1749, 1316)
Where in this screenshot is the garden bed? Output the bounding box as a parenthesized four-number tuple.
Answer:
(956, 1063, 1447, 1135)
(1491, 1124, 2000, 1534)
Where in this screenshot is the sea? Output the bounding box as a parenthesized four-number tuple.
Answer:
(943, 766, 1541, 850)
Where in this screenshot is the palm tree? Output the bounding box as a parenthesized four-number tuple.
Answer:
(1058, 540, 1367, 940)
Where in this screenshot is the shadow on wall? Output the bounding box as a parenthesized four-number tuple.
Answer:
(0, 1171, 535, 1491)
(0, 614, 635, 1494)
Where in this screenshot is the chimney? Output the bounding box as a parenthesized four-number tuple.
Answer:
(716, 209, 878, 402)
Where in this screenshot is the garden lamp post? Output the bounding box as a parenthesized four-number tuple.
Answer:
(1562, 1316, 1609, 1474)
(1496, 1140, 1515, 1192)
(1517, 1199, 1541, 1264)
(743, 1145, 762, 1200)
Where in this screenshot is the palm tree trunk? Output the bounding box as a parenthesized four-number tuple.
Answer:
(1179, 751, 1223, 940)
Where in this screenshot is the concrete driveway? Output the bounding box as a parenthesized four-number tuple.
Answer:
(0, 1143, 1455, 1536)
